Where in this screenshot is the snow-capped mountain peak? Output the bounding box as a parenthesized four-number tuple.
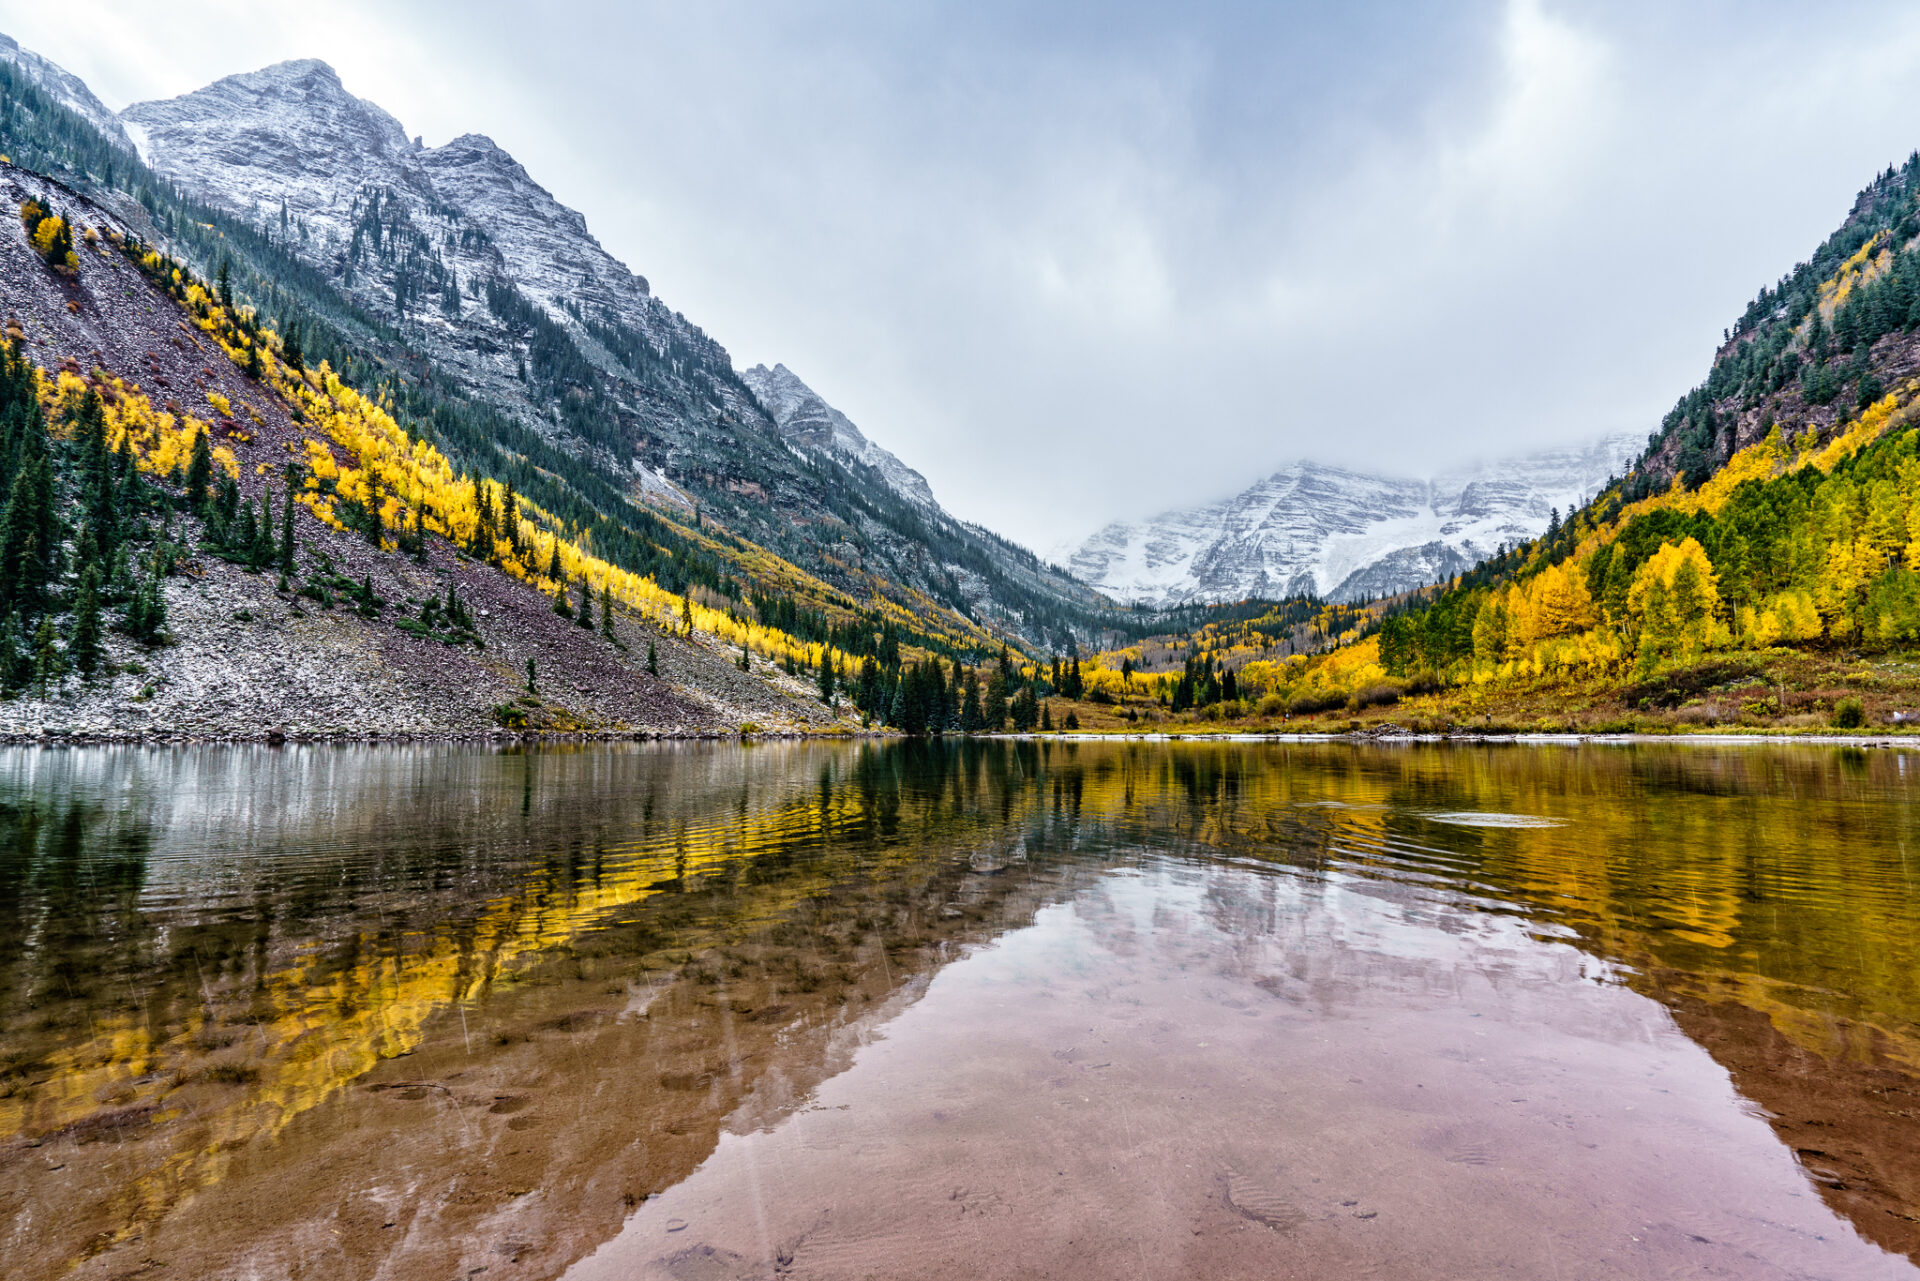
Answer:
(1066, 434, 1641, 606)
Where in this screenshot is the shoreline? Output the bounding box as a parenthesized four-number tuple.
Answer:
(3, 726, 1914, 749)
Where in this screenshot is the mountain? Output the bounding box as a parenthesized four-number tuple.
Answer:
(1065, 435, 1640, 607)
(93, 55, 1109, 650)
(1179, 154, 1920, 736)
(0, 34, 129, 149)
(0, 158, 849, 738)
(739, 363, 937, 508)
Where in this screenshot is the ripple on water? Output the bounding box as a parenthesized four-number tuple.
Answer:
(1415, 811, 1566, 829)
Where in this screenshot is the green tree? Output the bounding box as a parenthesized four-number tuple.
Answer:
(279, 486, 297, 574)
(122, 569, 167, 645)
(0, 612, 24, 695)
(1010, 684, 1038, 732)
(185, 427, 213, 511)
(0, 456, 58, 619)
(31, 616, 63, 694)
(69, 566, 102, 678)
(984, 669, 1009, 731)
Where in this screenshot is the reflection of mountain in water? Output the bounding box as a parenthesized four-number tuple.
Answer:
(2, 742, 1917, 1277)
(0, 742, 1083, 1280)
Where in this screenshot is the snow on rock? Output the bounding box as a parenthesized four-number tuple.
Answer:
(0, 33, 134, 150)
(1067, 434, 1642, 606)
(739, 363, 937, 508)
(122, 60, 424, 247)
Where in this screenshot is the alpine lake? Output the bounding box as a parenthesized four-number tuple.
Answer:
(4, 738, 1919, 1280)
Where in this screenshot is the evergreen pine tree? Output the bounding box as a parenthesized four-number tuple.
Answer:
(0, 612, 23, 695)
(600, 584, 616, 640)
(504, 484, 522, 555)
(0, 456, 57, 619)
(646, 639, 658, 676)
(526, 657, 537, 693)
(185, 428, 212, 511)
(576, 579, 594, 629)
(984, 669, 1009, 731)
(234, 499, 258, 560)
(279, 486, 296, 574)
(122, 570, 166, 645)
(960, 670, 982, 733)
(69, 566, 102, 678)
(31, 616, 63, 695)
(817, 651, 836, 705)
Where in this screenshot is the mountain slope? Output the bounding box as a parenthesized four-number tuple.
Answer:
(0, 34, 129, 149)
(0, 162, 842, 739)
(105, 56, 1111, 649)
(1067, 435, 1639, 606)
(1062, 153, 1920, 735)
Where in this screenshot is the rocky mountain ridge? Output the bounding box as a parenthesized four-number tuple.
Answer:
(1066, 434, 1641, 606)
(739, 363, 937, 508)
(69, 51, 1098, 645)
(0, 34, 128, 148)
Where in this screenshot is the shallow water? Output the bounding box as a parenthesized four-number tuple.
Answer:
(2, 740, 1918, 1279)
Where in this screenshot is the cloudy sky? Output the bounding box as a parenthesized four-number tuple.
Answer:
(10, 1, 1920, 550)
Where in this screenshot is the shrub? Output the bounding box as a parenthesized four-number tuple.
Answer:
(1257, 693, 1286, 717)
(1349, 683, 1402, 710)
(491, 703, 528, 729)
(1832, 697, 1866, 730)
(1404, 669, 1447, 696)
(1288, 690, 1347, 716)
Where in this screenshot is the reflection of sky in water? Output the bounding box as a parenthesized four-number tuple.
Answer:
(573, 843, 1920, 1280)
(5, 740, 1920, 1280)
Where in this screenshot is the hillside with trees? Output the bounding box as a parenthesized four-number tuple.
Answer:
(1034, 158, 1920, 736)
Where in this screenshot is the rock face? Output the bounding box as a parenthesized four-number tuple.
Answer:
(739, 363, 936, 508)
(1065, 435, 1641, 606)
(118, 61, 716, 428)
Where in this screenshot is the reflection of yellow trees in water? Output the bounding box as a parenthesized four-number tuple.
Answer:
(1028, 742, 1920, 1067)
(0, 743, 1043, 1262)
(4, 741, 1918, 1272)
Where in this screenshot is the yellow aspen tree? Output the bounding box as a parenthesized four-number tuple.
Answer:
(1528, 562, 1596, 641)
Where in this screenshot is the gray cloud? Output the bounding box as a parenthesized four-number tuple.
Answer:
(11, 1, 1920, 550)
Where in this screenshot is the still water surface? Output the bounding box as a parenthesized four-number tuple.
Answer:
(3, 740, 1919, 1279)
